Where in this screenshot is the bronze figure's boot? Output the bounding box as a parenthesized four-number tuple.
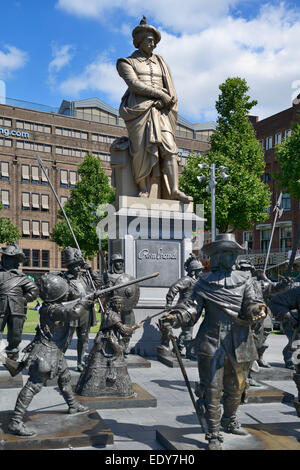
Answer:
(58, 377, 89, 415)
(222, 395, 248, 435)
(7, 383, 38, 437)
(205, 432, 223, 450)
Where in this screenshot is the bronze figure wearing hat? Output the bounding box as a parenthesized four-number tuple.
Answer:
(164, 234, 267, 449)
(60, 246, 103, 371)
(116, 17, 192, 203)
(0, 243, 38, 360)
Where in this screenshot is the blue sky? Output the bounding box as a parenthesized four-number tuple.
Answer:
(1, 0, 300, 123)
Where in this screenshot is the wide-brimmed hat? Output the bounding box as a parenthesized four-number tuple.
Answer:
(62, 246, 82, 266)
(0, 243, 26, 262)
(132, 16, 161, 48)
(202, 234, 245, 257)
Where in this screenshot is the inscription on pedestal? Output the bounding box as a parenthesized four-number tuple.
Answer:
(136, 240, 180, 287)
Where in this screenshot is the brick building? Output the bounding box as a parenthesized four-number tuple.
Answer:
(235, 97, 300, 271)
(0, 97, 214, 276)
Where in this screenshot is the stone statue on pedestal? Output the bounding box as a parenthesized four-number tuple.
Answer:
(157, 253, 203, 359)
(114, 17, 192, 203)
(0, 243, 38, 361)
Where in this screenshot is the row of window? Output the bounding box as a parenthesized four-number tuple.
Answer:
(1, 190, 68, 210)
(22, 220, 50, 238)
(243, 226, 292, 252)
(23, 249, 49, 268)
(259, 129, 292, 150)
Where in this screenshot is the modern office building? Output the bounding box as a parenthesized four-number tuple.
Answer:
(0, 97, 215, 276)
(234, 96, 300, 271)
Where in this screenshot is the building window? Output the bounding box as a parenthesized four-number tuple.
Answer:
(32, 193, 40, 210)
(0, 137, 12, 147)
(282, 193, 291, 211)
(262, 173, 271, 183)
(91, 133, 115, 144)
(22, 192, 30, 210)
(60, 169, 68, 187)
(22, 220, 30, 237)
(243, 231, 253, 251)
(261, 229, 271, 253)
(16, 140, 51, 153)
(69, 171, 77, 188)
(31, 166, 39, 184)
(265, 136, 273, 150)
(275, 133, 282, 145)
(32, 249, 40, 267)
(41, 194, 49, 210)
(0, 161, 9, 180)
(0, 117, 12, 127)
(21, 165, 30, 183)
(56, 146, 88, 158)
(259, 140, 265, 149)
(41, 221, 50, 238)
(41, 166, 49, 185)
(92, 152, 111, 162)
(23, 249, 30, 267)
(61, 196, 68, 206)
(284, 129, 292, 139)
(16, 120, 51, 134)
(280, 226, 292, 252)
(42, 250, 50, 268)
(55, 127, 88, 140)
(1, 189, 9, 208)
(32, 221, 40, 238)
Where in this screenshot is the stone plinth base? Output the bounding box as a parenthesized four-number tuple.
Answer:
(157, 352, 197, 368)
(75, 383, 157, 409)
(252, 364, 294, 381)
(0, 410, 113, 450)
(244, 382, 294, 404)
(0, 368, 23, 388)
(157, 422, 300, 450)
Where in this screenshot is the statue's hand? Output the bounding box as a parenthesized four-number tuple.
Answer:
(154, 100, 164, 109)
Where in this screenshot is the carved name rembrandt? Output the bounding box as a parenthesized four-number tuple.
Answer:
(137, 248, 177, 261)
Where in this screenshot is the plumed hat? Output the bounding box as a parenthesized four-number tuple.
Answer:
(202, 233, 245, 257)
(132, 16, 161, 48)
(0, 242, 26, 262)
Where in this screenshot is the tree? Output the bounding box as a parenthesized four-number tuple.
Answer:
(274, 123, 300, 200)
(51, 153, 115, 259)
(179, 77, 271, 233)
(0, 203, 21, 244)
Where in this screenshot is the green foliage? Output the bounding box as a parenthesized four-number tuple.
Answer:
(51, 153, 115, 259)
(274, 123, 300, 200)
(179, 77, 271, 233)
(0, 203, 21, 244)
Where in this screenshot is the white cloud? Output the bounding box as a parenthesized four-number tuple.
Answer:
(48, 43, 75, 89)
(56, 0, 241, 32)
(55, 1, 300, 121)
(0, 45, 28, 79)
(58, 54, 126, 104)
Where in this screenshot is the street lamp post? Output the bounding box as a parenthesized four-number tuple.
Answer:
(197, 163, 229, 241)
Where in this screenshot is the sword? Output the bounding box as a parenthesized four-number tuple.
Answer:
(263, 192, 283, 275)
(36, 154, 105, 313)
(169, 333, 208, 434)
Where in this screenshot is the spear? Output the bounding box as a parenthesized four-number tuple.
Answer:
(36, 154, 105, 313)
(263, 192, 283, 275)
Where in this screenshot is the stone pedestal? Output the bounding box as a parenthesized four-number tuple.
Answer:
(107, 196, 204, 356)
(0, 410, 113, 450)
